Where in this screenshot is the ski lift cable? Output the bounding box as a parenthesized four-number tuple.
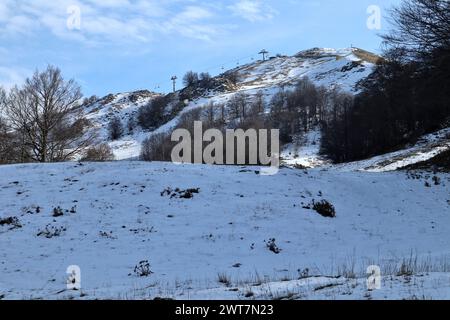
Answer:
(153, 51, 264, 92)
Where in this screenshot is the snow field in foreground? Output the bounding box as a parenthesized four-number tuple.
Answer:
(0, 161, 449, 299)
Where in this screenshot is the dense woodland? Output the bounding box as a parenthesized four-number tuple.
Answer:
(138, 78, 355, 163)
(322, 0, 450, 162)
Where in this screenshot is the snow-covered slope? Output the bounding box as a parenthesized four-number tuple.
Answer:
(280, 126, 450, 172)
(1, 162, 449, 300)
(337, 127, 450, 172)
(78, 47, 448, 172)
(281, 128, 329, 168)
(235, 47, 376, 93)
(82, 90, 161, 160)
(82, 48, 377, 160)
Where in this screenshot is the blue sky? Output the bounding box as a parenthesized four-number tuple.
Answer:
(0, 0, 401, 97)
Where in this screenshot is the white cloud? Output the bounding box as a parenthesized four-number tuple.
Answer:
(176, 6, 213, 21)
(0, 66, 30, 90)
(135, 0, 168, 18)
(228, 0, 277, 22)
(159, 6, 223, 41)
(0, 2, 10, 22)
(3, 15, 36, 35)
(0, 0, 226, 45)
(85, 0, 131, 8)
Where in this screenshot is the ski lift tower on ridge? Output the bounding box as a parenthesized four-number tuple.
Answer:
(259, 49, 269, 61)
(171, 76, 177, 93)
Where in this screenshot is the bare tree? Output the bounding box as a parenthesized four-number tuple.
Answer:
(0, 86, 6, 131)
(127, 116, 136, 134)
(199, 72, 214, 89)
(82, 95, 99, 107)
(0, 86, 6, 109)
(204, 102, 215, 126)
(227, 92, 248, 121)
(0, 130, 22, 164)
(137, 96, 168, 130)
(218, 103, 226, 125)
(5, 66, 96, 162)
(81, 143, 115, 162)
(183, 71, 199, 87)
(141, 133, 172, 161)
(0, 87, 16, 163)
(316, 85, 329, 123)
(223, 71, 239, 86)
(108, 116, 124, 140)
(383, 0, 450, 56)
(253, 90, 265, 114)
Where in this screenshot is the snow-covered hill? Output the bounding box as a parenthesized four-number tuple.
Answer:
(1, 161, 449, 300)
(82, 48, 377, 161)
(81, 47, 449, 171)
(234, 47, 377, 93)
(75, 46, 448, 170)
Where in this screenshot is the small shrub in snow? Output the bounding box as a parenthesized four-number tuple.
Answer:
(0, 216, 22, 229)
(312, 200, 336, 218)
(52, 206, 64, 217)
(217, 273, 231, 286)
(179, 188, 200, 199)
(293, 163, 308, 170)
(37, 224, 66, 238)
(397, 262, 414, 277)
(81, 144, 115, 162)
(23, 205, 41, 215)
(432, 176, 441, 186)
(265, 238, 281, 254)
(161, 187, 173, 197)
(52, 206, 76, 217)
(298, 268, 310, 279)
(161, 187, 200, 199)
(99, 231, 117, 239)
(397, 254, 418, 277)
(133, 260, 153, 277)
